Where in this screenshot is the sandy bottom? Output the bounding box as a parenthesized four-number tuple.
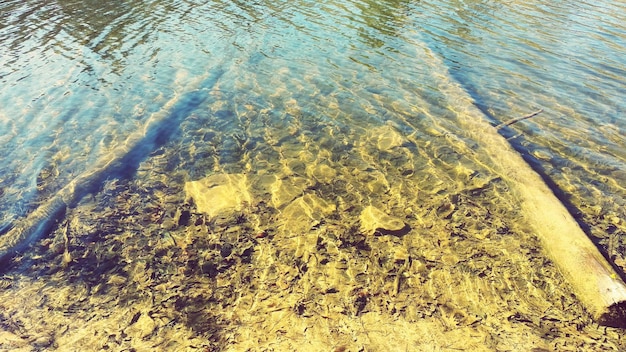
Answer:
(1, 105, 625, 351)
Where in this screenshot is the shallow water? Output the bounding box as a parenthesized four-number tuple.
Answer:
(1, 0, 625, 350)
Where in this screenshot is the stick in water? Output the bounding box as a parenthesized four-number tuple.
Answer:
(496, 109, 544, 130)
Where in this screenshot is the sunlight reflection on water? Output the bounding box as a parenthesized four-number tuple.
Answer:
(0, 0, 625, 348)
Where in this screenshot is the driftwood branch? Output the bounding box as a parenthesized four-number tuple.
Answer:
(496, 109, 544, 130)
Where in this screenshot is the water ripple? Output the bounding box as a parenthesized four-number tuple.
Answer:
(1, 0, 625, 263)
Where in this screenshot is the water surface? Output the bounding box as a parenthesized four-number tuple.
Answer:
(1, 0, 625, 349)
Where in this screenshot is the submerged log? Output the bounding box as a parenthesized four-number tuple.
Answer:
(0, 67, 225, 268)
(423, 47, 626, 327)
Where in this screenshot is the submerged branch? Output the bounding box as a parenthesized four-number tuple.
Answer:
(496, 109, 544, 130)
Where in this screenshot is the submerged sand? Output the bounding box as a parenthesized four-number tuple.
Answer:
(1, 47, 625, 350)
(1, 108, 625, 350)
(2, 0, 626, 350)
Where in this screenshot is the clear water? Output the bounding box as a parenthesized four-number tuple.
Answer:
(1, 0, 625, 349)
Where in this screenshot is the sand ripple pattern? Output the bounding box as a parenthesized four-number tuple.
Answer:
(1, 0, 626, 349)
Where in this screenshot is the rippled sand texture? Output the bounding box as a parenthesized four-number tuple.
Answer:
(2, 55, 626, 350)
(2, 0, 626, 351)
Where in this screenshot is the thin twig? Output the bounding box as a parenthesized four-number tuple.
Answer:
(495, 109, 544, 130)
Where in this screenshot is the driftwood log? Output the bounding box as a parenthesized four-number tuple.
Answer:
(423, 48, 626, 327)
